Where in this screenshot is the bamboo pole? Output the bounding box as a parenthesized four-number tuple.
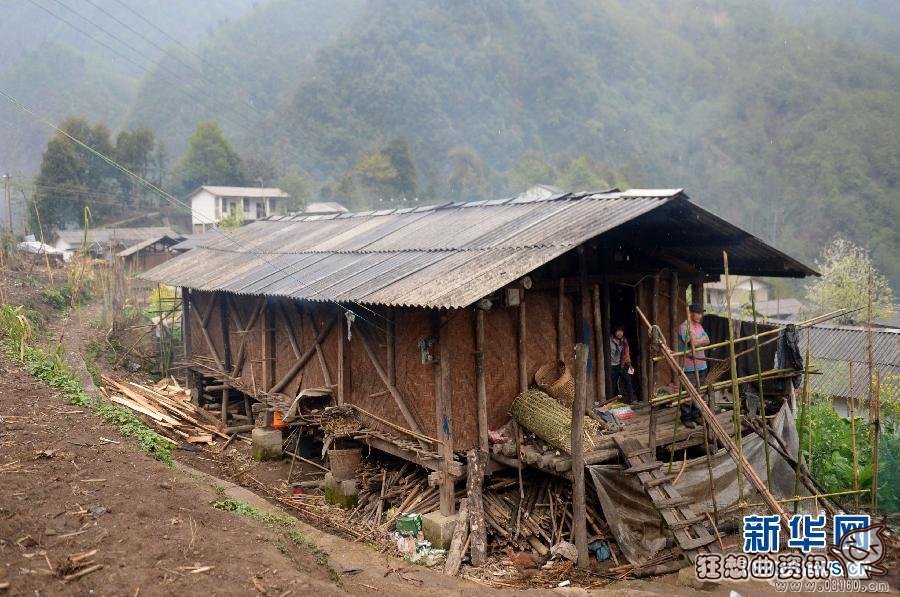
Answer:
(794, 339, 812, 514)
(723, 253, 744, 530)
(872, 372, 881, 512)
(849, 361, 859, 512)
(652, 368, 796, 404)
(571, 343, 589, 568)
(750, 280, 772, 489)
(654, 309, 850, 361)
(636, 306, 791, 532)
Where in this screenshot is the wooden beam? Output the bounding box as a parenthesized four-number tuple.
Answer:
(305, 310, 334, 388)
(261, 298, 276, 392)
(181, 288, 193, 391)
(386, 307, 396, 387)
(357, 323, 424, 435)
(231, 296, 265, 378)
(190, 292, 225, 373)
(474, 307, 488, 453)
(358, 434, 463, 477)
(220, 294, 232, 372)
(337, 312, 349, 405)
(601, 271, 612, 399)
(649, 274, 659, 451)
(592, 283, 606, 402)
(578, 247, 594, 410)
(279, 301, 303, 359)
(571, 343, 589, 568)
(517, 298, 528, 394)
(557, 278, 565, 364)
(466, 449, 487, 566)
(437, 311, 456, 516)
(269, 314, 337, 395)
(636, 282, 649, 403)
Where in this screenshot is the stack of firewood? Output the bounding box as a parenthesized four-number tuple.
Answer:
(100, 376, 226, 444)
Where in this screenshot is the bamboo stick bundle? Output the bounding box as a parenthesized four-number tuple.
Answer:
(511, 389, 600, 454)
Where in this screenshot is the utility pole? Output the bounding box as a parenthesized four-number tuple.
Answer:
(2, 173, 10, 233)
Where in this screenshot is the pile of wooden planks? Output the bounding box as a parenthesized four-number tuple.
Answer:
(101, 376, 227, 445)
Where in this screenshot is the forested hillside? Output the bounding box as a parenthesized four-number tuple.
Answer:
(0, 0, 257, 174)
(2, 0, 898, 284)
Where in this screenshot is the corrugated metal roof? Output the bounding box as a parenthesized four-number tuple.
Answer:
(55, 227, 178, 247)
(801, 324, 900, 398)
(116, 234, 182, 257)
(189, 186, 289, 198)
(141, 190, 816, 309)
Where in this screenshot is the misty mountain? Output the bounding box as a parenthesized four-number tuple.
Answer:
(1, 0, 897, 283)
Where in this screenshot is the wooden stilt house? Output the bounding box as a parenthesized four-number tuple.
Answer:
(141, 189, 814, 514)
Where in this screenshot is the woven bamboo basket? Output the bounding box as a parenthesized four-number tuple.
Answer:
(323, 405, 361, 437)
(510, 388, 600, 455)
(533, 360, 575, 407)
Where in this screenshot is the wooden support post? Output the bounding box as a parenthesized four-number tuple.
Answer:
(220, 294, 233, 426)
(601, 272, 612, 399)
(592, 283, 606, 402)
(436, 311, 455, 516)
(386, 307, 396, 387)
(181, 288, 194, 392)
(302, 308, 333, 388)
(692, 276, 704, 309)
(650, 274, 659, 392)
(337, 311, 349, 405)
(475, 307, 488, 453)
(669, 272, 679, 349)
(636, 282, 649, 403)
(517, 297, 528, 395)
(261, 298, 276, 393)
(571, 343, 589, 568)
(466, 448, 487, 566)
(578, 247, 594, 408)
(557, 277, 566, 364)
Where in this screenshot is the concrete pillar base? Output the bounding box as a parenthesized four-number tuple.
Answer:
(250, 428, 282, 461)
(323, 472, 359, 508)
(422, 510, 459, 549)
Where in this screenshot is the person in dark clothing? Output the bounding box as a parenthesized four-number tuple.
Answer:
(678, 303, 710, 427)
(609, 324, 636, 403)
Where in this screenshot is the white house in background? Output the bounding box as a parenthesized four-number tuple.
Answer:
(187, 185, 289, 233)
(704, 275, 771, 307)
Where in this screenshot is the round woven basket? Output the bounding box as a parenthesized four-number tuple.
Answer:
(534, 360, 575, 407)
(329, 447, 362, 481)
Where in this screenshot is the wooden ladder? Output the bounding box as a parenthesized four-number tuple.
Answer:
(614, 435, 718, 563)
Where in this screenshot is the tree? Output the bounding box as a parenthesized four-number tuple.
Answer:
(444, 146, 491, 202)
(113, 127, 156, 208)
(509, 150, 556, 192)
(171, 121, 243, 195)
(555, 156, 608, 192)
(277, 167, 313, 213)
(32, 116, 118, 230)
(382, 138, 419, 198)
(804, 238, 894, 325)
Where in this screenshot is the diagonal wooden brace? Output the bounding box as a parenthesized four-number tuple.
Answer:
(635, 306, 792, 533)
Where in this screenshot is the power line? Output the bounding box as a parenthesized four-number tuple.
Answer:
(27, 0, 256, 135)
(0, 88, 392, 335)
(79, 0, 269, 122)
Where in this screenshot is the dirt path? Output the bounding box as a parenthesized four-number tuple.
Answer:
(0, 351, 344, 596)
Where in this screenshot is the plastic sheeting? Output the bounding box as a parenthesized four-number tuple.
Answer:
(588, 402, 805, 565)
